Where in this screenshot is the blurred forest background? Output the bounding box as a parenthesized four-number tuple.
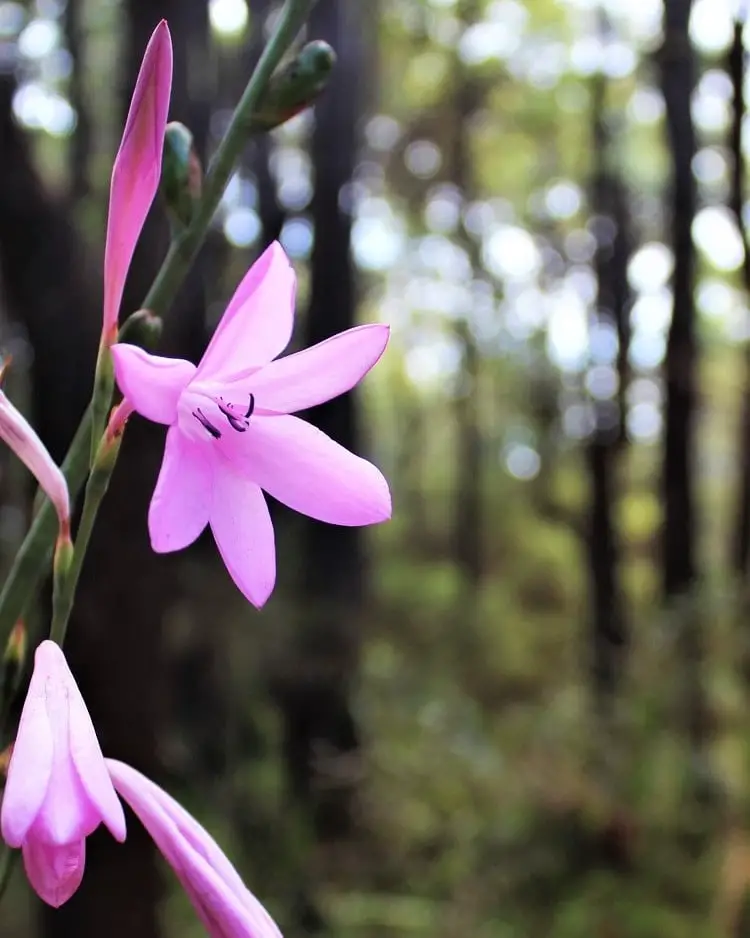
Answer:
(3, 0, 750, 935)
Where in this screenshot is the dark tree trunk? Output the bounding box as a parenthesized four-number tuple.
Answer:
(586, 65, 631, 707)
(42, 2, 210, 937)
(0, 76, 97, 460)
(65, 0, 92, 204)
(728, 19, 750, 579)
(658, 0, 705, 747)
(270, 0, 364, 853)
(449, 1, 483, 589)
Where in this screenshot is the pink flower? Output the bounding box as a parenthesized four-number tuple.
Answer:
(0, 390, 70, 533)
(110, 242, 391, 608)
(107, 760, 282, 938)
(0, 641, 126, 907)
(102, 19, 172, 341)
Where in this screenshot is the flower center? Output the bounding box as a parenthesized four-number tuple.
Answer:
(177, 387, 255, 442)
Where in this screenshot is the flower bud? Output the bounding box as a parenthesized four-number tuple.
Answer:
(251, 40, 337, 132)
(160, 121, 202, 229)
(118, 309, 163, 350)
(0, 391, 69, 534)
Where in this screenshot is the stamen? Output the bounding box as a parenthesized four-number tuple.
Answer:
(193, 408, 221, 439)
(215, 394, 256, 433)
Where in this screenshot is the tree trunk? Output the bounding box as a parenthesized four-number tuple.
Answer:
(586, 63, 631, 708)
(727, 19, 750, 582)
(65, 0, 92, 204)
(658, 0, 705, 747)
(270, 0, 365, 853)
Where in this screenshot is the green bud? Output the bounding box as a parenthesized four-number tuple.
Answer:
(161, 122, 203, 228)
(118, 309, 163, 350)
(251, 41, 337, 132)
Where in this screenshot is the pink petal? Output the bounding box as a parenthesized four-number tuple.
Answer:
(103, 21, 172, 335)
(219, 415, 391, 527)
(1, 645, 54, 846)
(22, 837, 85, 908)
(68, 683, 126, 843)
(0, 391, 69, 527)
(111, 344, 195, 425)
(26, 642, 124, 845)
(148, 427, 212, 553)
(209, 467, 276, 608)
(196, 242, 296, 382)
(244, 324, 390, 414)
(106, 760, 282, 937)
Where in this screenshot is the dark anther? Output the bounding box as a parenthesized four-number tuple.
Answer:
(216, 400, 249, 433)
(244, 394, 256, 418)
(193, 408, 221, 439)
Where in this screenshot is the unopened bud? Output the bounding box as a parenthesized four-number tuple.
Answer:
(0, 390, 70, 532)
(251, 41, 337, 132)
(161, 122, 202, 228)
(118, 309, 163, 350)
(105, 400, 132, 443)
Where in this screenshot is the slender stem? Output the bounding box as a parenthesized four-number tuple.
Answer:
(49, 435, 120, 645)
(144, 0, 315, 316)
(0, 0, 317, 651)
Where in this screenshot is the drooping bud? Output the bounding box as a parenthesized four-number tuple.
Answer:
(160, 121, 203, 229)
(118, 309, 163, 350)
(250, 40, 337, 132)
(0, 391, 70, 534)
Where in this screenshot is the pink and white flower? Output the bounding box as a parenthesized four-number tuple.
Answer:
(111, 241, 391, 607)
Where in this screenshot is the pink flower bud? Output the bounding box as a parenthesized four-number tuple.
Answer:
(0, 641, 126, 906)
(0, 391, 69, 533)
(102, 20, 173, 340)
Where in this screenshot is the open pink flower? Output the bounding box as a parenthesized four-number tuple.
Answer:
(110, 241, 391, 607)
(0, 390, 69, 533)
(107, 760, 282, 938)
(0, 641, 126, 907)
(102, 19, 172, 341)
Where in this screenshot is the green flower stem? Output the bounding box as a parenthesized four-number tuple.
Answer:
(89, 339, 115, 466)
(0, 0, 318, 652)
(49, 432, 122, 646)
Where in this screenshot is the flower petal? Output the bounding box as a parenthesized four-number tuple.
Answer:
(68, 686, 126, 843)
(0, 391, 69, 527)
(106, 760, 282, 937)
(111, 344, 195, 425)
(209, 467, 276, 608)
(196, 242, 296, 381)
(23, 838, 85, 908)
(219, 415, 391, 526)
(1, 647, 54, 846)
(148, 427, 212, 553)
(244, 324, 390, 414)
(20, 642, 125, 846)
(103, 20, 172, 335)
